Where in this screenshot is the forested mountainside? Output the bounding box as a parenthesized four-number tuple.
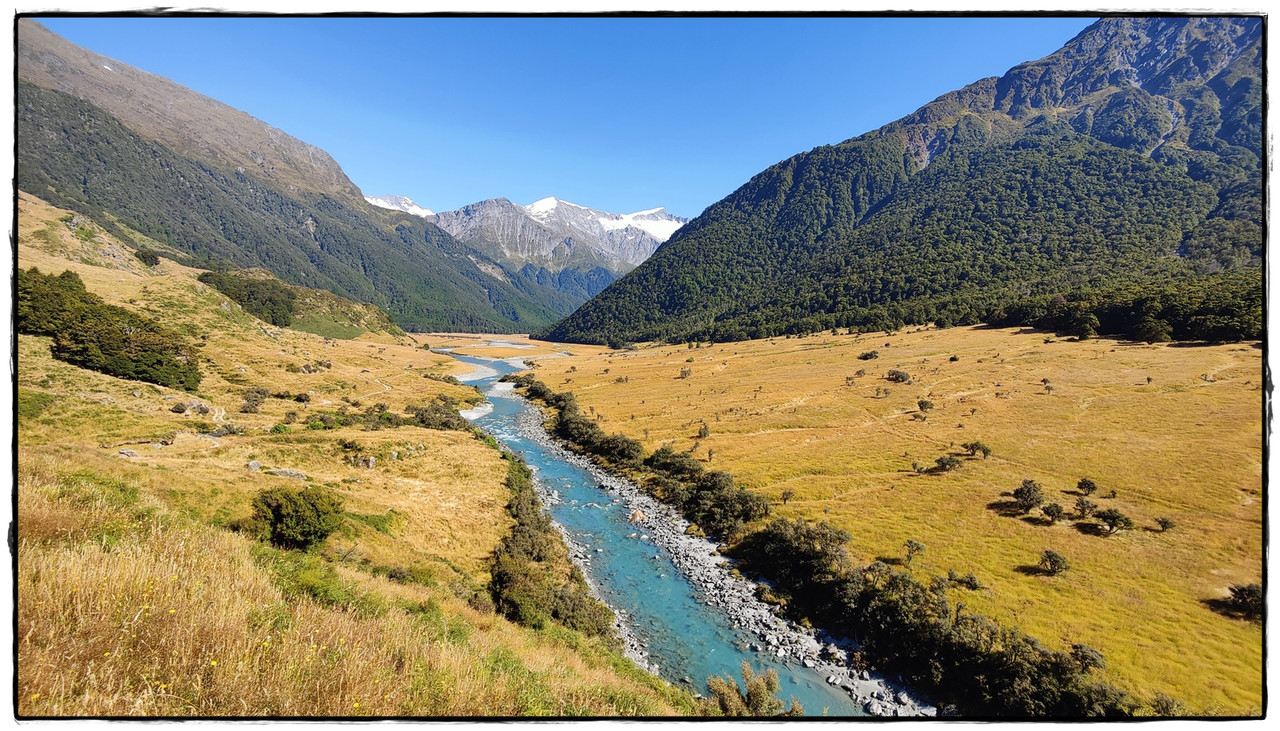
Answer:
(16, 19, 575, 333)
(539, 16, 1262, 345)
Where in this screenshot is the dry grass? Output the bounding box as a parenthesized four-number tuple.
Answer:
(16, 456, 686, 717)
(543, 327, 1263, 715)
(16, 194, 693, 717)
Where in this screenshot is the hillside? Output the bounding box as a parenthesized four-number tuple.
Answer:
(16, 20, 574, 333)
(14, 193, 694, 717)
(524, 326, 1263, 714)
(539, 16, 1262, 345)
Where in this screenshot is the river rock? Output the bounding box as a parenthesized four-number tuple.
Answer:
(246, 460, 262, 472)
(118, 449, 138, 458)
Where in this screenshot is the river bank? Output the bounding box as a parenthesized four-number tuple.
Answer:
(502, 383, 934, 718)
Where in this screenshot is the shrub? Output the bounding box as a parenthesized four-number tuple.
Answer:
(133, 248, 160, 266)
(934, 455, 962, 472)
(961, 441, 992, 458)
(857, 350, 879, 360)
(1077, 477, 1098, 496)
(917, 399, 935, 412)
(886, 369, 912, 383)
(904, 539, 926, 566)
(1155, 517, 1175, 532)
(1225, 583, 1262, 619)
(1042, 503, 1064, 523)
(704, 661, 803, 717)
(250, 486, 344, 550)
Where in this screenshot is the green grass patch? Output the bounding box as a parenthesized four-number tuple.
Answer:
(348, 508, 405, 535)
(17, 389, 58, 419)
(289, 315, 367, 340)
(250, 543, 388, 618)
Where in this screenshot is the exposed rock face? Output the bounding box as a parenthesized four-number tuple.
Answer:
(428, 197, 686, 299)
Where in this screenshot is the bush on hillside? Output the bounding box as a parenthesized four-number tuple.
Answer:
(250, 486, 345, 550)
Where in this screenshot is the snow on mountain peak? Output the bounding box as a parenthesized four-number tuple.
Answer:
(364, 194, 434, 218)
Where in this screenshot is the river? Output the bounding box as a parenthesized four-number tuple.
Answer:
(451, 353, 872, 717)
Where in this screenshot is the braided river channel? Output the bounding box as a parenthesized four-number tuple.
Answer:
(452, 354, 866, 716)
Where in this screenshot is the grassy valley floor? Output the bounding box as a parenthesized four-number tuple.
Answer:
(529, 327, 1263, 715)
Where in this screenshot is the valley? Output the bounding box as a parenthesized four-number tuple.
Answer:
(522, 326, 1263, 713)
(13, 12, 1266, 720)
(14, 193, 692, 717)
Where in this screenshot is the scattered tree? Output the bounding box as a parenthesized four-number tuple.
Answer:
(1155, 517, 1175, 532)
(1039, 549, 1070, 575)
(780, 489, 795, 505)
(917, 399, 935, 412)
(887, 369, 912, 383)
(1013, 479, 1044, 513)
(1042, 503, 1064, 523)
(1077, 478, 1098, 496)
(1075, 497, 1098, 518)
(697, 422, 711, 438)
(1095, 508, 1134, 534)
(961, 441, 992, 458)
(904, 539, 926, 567)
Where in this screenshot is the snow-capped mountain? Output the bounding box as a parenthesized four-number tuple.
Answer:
(432, 196, 686, 274)
(364, 194, 434, 217)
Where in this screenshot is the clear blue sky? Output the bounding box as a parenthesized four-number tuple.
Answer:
(41, 16, 1095, 219)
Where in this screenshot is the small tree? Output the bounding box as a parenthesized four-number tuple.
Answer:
(704, 661, 803, 717)
(961, 441, 992, 459)
(1077, 477, 1098, 496)
(1042, 503, 1064, 523)
(697, 423, 711, 439)
(886, 369, 912, 384)
(1155, 517, 1175, 532)
(1095, 508, 1134, 534)
(917, 399, 935, 412)
(1013, 479, 1044, 513)
(1039, 549, 1070, 575)
(780, 489, 795, 505)
(904, 539, 926, 567)
(1075, 496, 1097, 518)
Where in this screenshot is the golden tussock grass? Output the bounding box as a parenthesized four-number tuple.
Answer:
(546, 327, 1263, 714)
(16, 196, 694, 717)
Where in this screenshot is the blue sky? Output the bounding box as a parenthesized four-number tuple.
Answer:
(40, 16, 1095, 219)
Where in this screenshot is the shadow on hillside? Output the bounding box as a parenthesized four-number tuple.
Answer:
(1014, 564, 1052, 577)
(1073, 521, 1110, 537)
(875, 556, 904, 567)
(986, 499, 1024, 517)
(1020, 515, 1054, 527)
(1200, 598, 1262, 623)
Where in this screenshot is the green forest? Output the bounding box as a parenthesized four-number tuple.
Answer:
(17, 267, 203, 391)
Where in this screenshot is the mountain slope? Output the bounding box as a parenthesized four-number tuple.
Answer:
(16, 19, 571, 333)
(540, 16, 1262, 345)
(429, 197, 686, 300)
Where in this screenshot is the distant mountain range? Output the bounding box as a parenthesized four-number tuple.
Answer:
(540, 16, 1263, 345)
(15, 19, 674, 332)
(365, 193, 684, 300)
